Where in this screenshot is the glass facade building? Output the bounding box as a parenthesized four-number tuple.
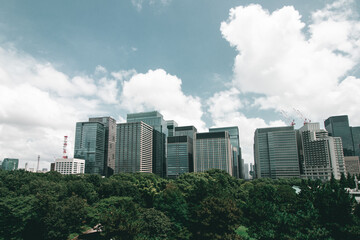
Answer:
(2, 158, 19, 171)
(209, 126, 242, 178)
(325, 115, 354, 156)
(89, 117, 116, 177)
(74, 122, 106, 175)
(254, 126, 300, 179)
(167, 126, 197, 178)
(127, 111, 167, 177)
(115, 122, 153, 173)
(351, 127, 360, 158)
(195, 131, 233, 176)
(166, 120, 178, 137)
(167, 136, 194, 178)
(127, 111, 167, 134)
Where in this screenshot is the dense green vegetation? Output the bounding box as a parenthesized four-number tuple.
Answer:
(1, 169, 360, 240)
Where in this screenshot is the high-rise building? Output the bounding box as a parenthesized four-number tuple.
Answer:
(115, 122, 153, 173)
(127, 111, 167, 177)
(55, 158, 85, 175)
(344, 156, 360, 176)
(167, 126, 197, 178)
(298, 123, 346, 180)
(195, 131, 233, 176)
(50, 162, 55, 171)
(89, 117, 116, 177)
(167, 136, 194, 178)
(254, 126, 300, 179)
(166, 120, 178, 137)
(325, 115, 354, 156)
(209, 126, 242, 178)
(74, 122, 106, 175)
(127, 111, 167, 134)
(351, 126, 360, 158)
(1, 158, 19, 171)
(249, 163, 254, 179)
(244, 163, 249, 179)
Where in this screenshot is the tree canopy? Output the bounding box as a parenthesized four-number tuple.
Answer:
(0, 169, 360, 240)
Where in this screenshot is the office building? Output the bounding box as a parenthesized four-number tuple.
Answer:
(55, 158, 85, 175)
(344, 156, 360, 176)
(195, 131, 233, 176)
(351, 127, 360, 158)
(166, 120, 178, 137)
(1, 158, 19, 171)
(244, 163, 249, 179)
(298, 123, 346, 180)
(50, 163, 55, 171)
(115, 122, 153, 173)
(254, 126, 300, 179)
(127, 111, 167, 134)
(249, 163, 254, 179)
(74, 122, 106, 175)
(89, 117, 116, 176)
(167, 136, 194, 178)
(167, 126, 197, 178)
(325, 115, 354, 156)
(127, 111, 167, 177)
(209, 126, 242, 178)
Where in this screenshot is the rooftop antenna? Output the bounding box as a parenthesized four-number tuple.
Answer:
(63, 136, 68, 159)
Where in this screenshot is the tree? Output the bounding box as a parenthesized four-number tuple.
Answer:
(347, 172, 356, 189)
(95, 197, 140, 240)
(154, 183, 191, 239)
(192, 197, 242, 240)
(137, 208, 172, 240)
(340, 172, 348, 188)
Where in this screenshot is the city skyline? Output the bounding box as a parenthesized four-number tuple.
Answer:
(1, 0, 360, 169)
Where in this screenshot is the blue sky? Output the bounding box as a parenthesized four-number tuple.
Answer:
(1, 0, 360, 169)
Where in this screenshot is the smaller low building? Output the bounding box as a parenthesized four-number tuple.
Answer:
(55, 158, 85, 175)
(344, 156, 360, 176)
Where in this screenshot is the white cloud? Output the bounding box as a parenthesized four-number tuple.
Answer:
(220, 0, 360, 127)
(131, 0, 171, 11)
(111, 69, 137, 83)
(95, 65, 108, 75)
(207, 88, 242, 120)
(97, 77, 119, 104)
(120, 69, 206, 131)
(0, 46, 120, 169)
(207, 89, 285, 163)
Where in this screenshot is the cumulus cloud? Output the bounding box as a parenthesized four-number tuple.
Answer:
(207, 89, 285, 163)
(0, 46, 120, 169)
(95, 65, 107, 75)
(120, 69, 206, 131)
(131, 0, 171, 11)
(220, 0, 360, 125)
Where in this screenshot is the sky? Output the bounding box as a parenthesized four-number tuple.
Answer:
(1, 0, 360, 170)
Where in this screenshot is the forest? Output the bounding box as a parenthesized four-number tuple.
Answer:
(1, 169, 360, 240)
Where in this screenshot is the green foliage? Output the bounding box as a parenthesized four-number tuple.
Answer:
(137, 208, 172, 239)
(1, 170, 360, 240)
(192, 197, 242, 240)
(235, 226, 255, 240)
(95, 197, 140, 240)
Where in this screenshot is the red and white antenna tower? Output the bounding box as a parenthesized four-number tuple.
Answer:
(63, 136, 68, 159)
